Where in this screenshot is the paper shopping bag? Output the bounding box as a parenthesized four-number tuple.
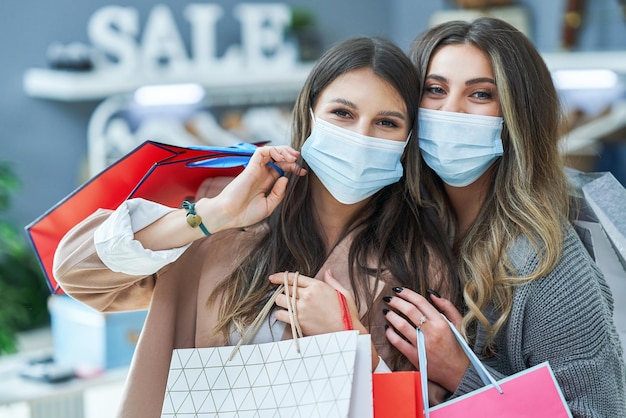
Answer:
(373, 371, 423, 418)
(418, 319, 572, 418)
(429, 363, 571, 417)
(161, 331, 372, 418)
(567, 168, 626, 270)
(25, 140, 257, 294)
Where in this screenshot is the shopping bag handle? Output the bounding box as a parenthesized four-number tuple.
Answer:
(228, 271, 303, 360)
(188, 155, 285, 177)
(418, 315, 503, 418)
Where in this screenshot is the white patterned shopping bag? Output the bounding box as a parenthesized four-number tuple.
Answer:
(161, 330, 370, 418)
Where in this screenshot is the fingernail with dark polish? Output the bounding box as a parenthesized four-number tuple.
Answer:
(427, 289, 441, 298)
(392, 287, 403, 293)
(382, 296, 392, 303)
(382, 308, 389, 315)
(384, 324, 389, 330)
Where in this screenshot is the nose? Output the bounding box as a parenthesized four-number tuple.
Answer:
(353, 120, 374, 137)
(438, 95, 464, 113)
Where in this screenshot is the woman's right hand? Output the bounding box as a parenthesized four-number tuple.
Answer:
(135, 146, 304, 250)
(197, 145, 305, 232)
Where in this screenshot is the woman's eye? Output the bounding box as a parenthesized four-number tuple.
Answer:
(331, 109, 352, 118)
(472, 90, 494, 100)
(426, 86, 445, 95)
(378, 119, 399, 128)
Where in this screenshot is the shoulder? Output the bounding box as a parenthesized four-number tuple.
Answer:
(509, 223, 602, 290)
(510, 223, 608, 311)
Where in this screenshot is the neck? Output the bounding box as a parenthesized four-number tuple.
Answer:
(309, 175, 366, 252)
(444, 167, 494, 236)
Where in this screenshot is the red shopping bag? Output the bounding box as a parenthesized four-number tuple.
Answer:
(373, 371, 423, 418)
(25, 140, 257, 294)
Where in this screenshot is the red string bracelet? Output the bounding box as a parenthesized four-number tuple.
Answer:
(336, 290, 353, 331)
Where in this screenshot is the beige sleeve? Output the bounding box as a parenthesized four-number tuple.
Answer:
(53, 208, 156, 313)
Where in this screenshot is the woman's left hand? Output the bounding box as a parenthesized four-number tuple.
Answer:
(271, 270, 380, 370)
(270, 270, 364, 336)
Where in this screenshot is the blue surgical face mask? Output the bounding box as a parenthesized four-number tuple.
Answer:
(301, 113, 409, 204)
(418, 108, 504, 187)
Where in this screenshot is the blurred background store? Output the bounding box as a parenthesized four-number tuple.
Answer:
(0, 1, 625, 417)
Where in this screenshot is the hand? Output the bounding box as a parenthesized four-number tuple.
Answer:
(383, 287, 469, 392)
(201, 145, 306, 232)
(270, 270, 356, 336)
(270, 270, 381, 370)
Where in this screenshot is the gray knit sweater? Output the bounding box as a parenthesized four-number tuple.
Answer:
(453, 224, 626, 417)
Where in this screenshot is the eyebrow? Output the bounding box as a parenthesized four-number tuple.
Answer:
(329, 98, 407, 120)
(466, 77, 496, 86)
(426, 74, 496, 86)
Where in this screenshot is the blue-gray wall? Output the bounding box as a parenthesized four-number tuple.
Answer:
(2, 0, 625, 235)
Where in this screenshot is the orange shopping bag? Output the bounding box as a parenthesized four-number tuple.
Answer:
(373, 371, 423, 418)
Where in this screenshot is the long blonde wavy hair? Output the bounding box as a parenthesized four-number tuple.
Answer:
(409, 18, 570, 354)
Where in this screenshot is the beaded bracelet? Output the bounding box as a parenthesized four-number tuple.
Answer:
(182, 201, 211, 236)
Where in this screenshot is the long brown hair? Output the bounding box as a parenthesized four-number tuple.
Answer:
(211, 37, 458, 367)
(410, 18, 569, 354)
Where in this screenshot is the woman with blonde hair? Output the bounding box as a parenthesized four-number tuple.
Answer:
(383, 17, 626, 416)
(54, 36, 458, 417)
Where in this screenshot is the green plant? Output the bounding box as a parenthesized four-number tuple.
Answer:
(0, 162, 50, 355)
(289, 7, 315, 31)
(288, 7, 322, 62)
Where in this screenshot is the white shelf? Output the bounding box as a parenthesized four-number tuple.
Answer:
(541, 51, 626, 73)
(23, 64, 315, 102)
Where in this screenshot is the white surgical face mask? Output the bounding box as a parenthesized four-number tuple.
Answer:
(301, 113, 409, 204)
(418, 108, 504, 187)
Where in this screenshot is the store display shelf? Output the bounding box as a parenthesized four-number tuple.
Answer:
(541, 51, 626, 73)
(23, 64, 315, 102)
(560, 100, 626, 155)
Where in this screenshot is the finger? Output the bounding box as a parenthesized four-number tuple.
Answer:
(264, 146, 306, 176)
(385, 325, 419, 366)
(390, 287, 441, 319)
(274, 293, 290, 309)
(384, 308, 419, 346)
(264, 176, 289, 211)
(268, 272, 314, 288)
(273, 307, 290, 324)
(384, 296, 431, 328)
(253, 146, 299, 175)
(322, 269, 349, 294)
(268, 145, 300, 163)
(271, 161, 307, 177)
(429, 294, 463, 327)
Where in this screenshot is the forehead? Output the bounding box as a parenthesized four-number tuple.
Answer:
(428, 44, 494, 79)
(317, 68, 406, 111)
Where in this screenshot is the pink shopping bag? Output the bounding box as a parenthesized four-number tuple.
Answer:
(429, 362, 571, 417)
(419, 318, 572, 418)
